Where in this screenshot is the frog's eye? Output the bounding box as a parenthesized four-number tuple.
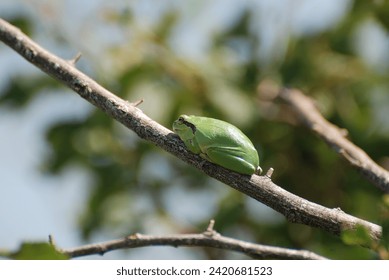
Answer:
(179, 118, 196, 133)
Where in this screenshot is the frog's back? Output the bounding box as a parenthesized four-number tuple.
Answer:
(192, 116, 256, 152)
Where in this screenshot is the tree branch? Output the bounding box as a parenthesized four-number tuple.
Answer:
(60, 220, 328, 260)
(0, 18, 382, 244)
(257, 80, 389, 193)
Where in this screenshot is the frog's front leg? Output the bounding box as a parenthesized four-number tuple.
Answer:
(198, 152, 212, 168)
(183, 138, 202, 154)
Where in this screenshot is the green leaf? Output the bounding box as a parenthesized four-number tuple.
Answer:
(379, 195, 389, 249)
(374, 1, 389, 31)
(0, 77, 58, 108)
(9, 242, 68, 260)
(341, 225, 375, 247)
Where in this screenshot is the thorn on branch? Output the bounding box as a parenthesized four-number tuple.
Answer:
(48, 234, 55, 246)
(266, 167, 274, 178)
(67, 52, 82, 66)
(339, 149, 361, 166)
(131, 99, 144, 107)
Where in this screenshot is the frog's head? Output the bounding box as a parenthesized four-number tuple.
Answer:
(173, 115, 196, 140)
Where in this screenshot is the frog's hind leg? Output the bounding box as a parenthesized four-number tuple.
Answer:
(205, 146, 256, 175)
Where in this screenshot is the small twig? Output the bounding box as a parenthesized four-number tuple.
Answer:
(67, 52, 82, 66)
(206, 219, 215, 232)
(266, 167, 274, 178)
(131, 99, 144, 107)
(60, 221, 328, 260)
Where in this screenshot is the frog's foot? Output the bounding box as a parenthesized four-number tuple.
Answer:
(256, 166, 263, 175)
(198, 153, 209, 169)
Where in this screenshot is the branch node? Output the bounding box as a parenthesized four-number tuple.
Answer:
(339, 149, 361, 166)
(339, 128, 348, 137)
(127, 233, 141, 240)
(98, 244, 107, 256)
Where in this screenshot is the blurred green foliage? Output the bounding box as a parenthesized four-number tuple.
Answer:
(1, 0, 388, 259)
(1, 242, 68, 260)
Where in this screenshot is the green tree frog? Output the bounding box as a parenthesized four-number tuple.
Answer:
(173, 115, 261, 175)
